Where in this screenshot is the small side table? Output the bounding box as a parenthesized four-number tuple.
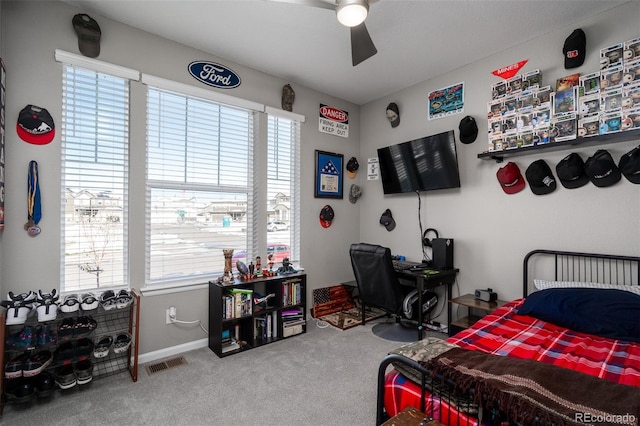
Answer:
(382, 406, 445, 426)
(448, 293, 507, 336)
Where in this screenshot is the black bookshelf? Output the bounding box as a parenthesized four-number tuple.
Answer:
(208, 272, 306, 358)
(478, 127, 640, 163)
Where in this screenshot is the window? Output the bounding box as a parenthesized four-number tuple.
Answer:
(61, 65, 129, 292)
(266, 116, 300, 262)
(146, 87, 254, 286)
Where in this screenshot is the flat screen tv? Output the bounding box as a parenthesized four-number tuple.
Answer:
(377, 130, 461, 194)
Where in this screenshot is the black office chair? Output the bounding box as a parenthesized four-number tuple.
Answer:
(349, 243, 418, 342)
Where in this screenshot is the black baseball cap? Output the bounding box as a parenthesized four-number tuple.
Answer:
(525, 159, 557, 195)
(556, 153, 589, 189)
(17, 105, 55, 145)
(563, 28, 586, 69)
(379, 209, 396, 231)
(346, 157, 359, 178)
(73, 14, 101, 58)
(619, 145, 640, 184)
(458, 115, 478, 144)
(584, 149, 621, 187)
(319, 205, 334, 228)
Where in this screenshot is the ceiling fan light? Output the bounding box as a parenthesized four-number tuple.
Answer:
(336, 0, 368, 27)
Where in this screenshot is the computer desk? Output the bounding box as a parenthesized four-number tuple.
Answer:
(394, 267, 459, 340)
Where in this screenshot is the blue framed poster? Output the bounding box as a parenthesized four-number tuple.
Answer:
(314, 150, 343, 199)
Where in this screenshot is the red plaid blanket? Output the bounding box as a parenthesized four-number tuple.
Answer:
(384, 298, 640, 420)
(448, 299, 640, 387)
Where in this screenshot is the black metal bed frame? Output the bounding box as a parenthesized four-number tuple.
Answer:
(376, 249, 640, 426)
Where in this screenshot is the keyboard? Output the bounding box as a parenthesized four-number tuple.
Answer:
(392, 260, 423, 271)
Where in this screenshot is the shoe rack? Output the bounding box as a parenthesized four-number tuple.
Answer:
(0, 288, 140, 414)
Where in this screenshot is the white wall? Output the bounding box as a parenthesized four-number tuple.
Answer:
(0, 0, 361, 354)
(2, 1, 639, 355)
(358, 2, 640, 321)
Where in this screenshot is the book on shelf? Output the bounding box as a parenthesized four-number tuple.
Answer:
(224, 288, 253, 318)
(282, 279, 302, 306)
(221, 340, 240, 353)
(282, 318, 305, 327)
(272, 311, 278, 339)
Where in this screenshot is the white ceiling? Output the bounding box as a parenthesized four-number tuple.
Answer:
(62, 0, 628, 105)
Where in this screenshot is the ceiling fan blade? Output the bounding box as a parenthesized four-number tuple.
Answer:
(350, 22, 377, 66)
(262, 0, 336, 11)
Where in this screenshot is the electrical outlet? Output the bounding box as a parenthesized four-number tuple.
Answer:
(166, 306, 176, 324)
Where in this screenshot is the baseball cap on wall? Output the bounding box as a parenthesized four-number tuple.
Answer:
(563, 28, 586, 69)
(496, 162, 526, 194)
(73, 14, 102, 58)
(585, 149, 621, 187)
(525, 159, 557, 195)
(386, 103, 400, 128)
(346, 157, 359, 178)
(556, 153, 589, 189)
(319, 205, 334, 228)
(348, 184, 362, 204)
(379, 209, 396, 231)
(618, 145, 640, 184)
(458, 115, 478, 144)
(16, 105, 55, 145)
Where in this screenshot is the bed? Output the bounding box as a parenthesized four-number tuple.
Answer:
(376, 249, 640, 425)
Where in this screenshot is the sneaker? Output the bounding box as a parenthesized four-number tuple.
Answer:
(60, 293, 80, 313)
(23, 350, 53, 377)
(75, 359, 93, 385)
(115, 289, 133, 309)
(35, 289, 59, 322)
(113, 332, 132, 354)
(35, 372, 56, 398)
(5, 325, 36, 350)
(2, 291, 36, 325)
(74, 316, 97, 339)
(74, 338, 94, 360)
(94, 335, 113, 358)
(5, 377, 35, 403)
(54, 341, 75, 365)
(53, 364, 76, 389)
(5, 352, 29, 379)
(5, 290, 37, 306)
(57, 317, 76, 342)
(36, 323, 58, 348)
(4, 304, 33, 325)
(99, 290, 117, 310)
(80, 292, 99, 311)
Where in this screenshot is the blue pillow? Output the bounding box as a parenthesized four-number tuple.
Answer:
(518, 288, 640, 343)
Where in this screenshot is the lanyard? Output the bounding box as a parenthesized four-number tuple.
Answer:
(25, 160, 41, 236)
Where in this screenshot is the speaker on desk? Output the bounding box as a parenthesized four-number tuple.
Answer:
(432, 238, 454, 270)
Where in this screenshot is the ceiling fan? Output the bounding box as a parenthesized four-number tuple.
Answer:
(266, 0, 379, 66)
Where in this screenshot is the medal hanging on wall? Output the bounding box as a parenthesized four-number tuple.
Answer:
(25, 160, 42, 236)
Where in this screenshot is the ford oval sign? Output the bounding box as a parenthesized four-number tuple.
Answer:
(188, 61, 241, 89)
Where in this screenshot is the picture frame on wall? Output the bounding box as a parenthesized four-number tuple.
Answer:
(314, 150, 343, 199)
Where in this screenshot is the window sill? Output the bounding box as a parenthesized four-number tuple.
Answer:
(140, 281, 210, 296)
(140, 264, 305, 297)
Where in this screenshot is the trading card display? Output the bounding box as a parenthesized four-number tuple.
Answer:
(487, 37, 639, 153)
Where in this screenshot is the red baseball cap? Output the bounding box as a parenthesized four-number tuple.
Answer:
(496, 162, 526, 194)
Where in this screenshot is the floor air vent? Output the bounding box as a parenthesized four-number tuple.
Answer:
(145, 356, 188, 376)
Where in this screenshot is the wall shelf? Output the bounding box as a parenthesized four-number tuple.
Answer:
(477, 128, 640, 163)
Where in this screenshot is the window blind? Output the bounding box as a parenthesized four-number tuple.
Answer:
(146, 87, 254, 285)
(61, 64, 129, 291)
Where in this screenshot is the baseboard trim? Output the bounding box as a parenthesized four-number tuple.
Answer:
(138, 338, 209, 364)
